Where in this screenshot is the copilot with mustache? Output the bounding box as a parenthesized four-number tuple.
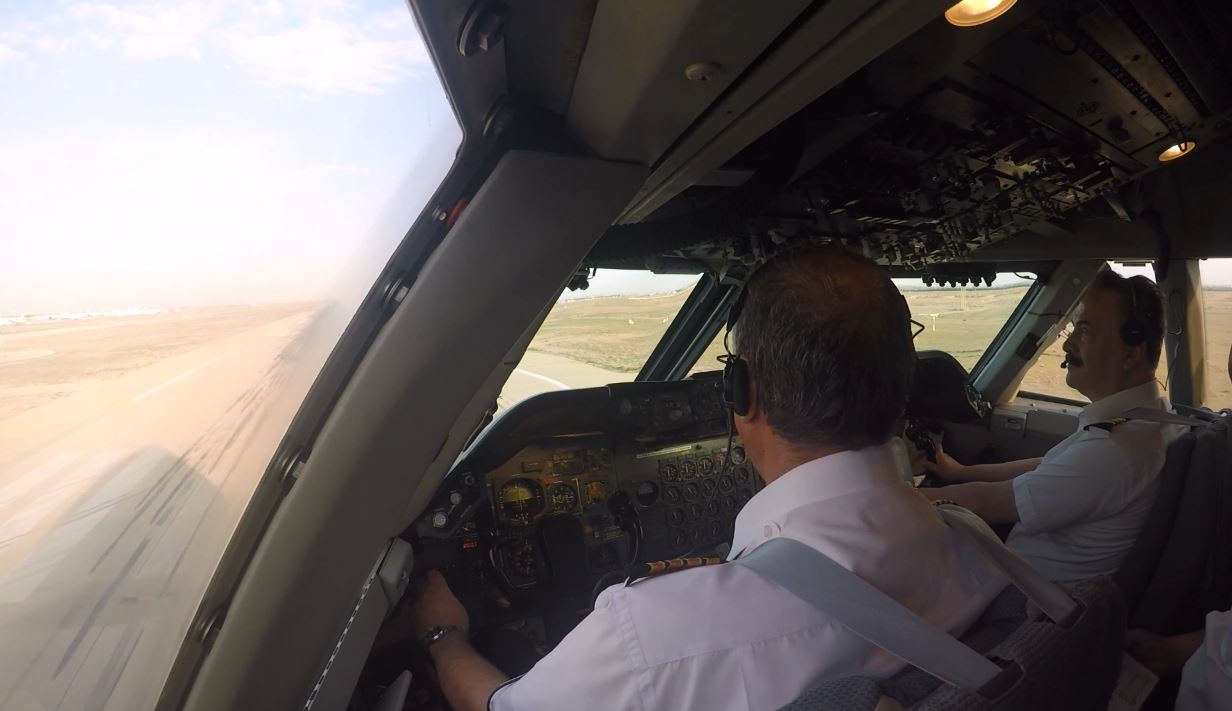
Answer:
(921, 270, 1186, 584)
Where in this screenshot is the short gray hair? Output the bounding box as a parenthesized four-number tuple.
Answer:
(734, 246, 915, 449)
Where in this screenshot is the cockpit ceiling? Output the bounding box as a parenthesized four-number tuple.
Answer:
(558, 0, 1232, 270)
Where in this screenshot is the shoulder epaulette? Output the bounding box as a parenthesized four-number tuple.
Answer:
(1083, 417, 1129, 432)
(626, 556, 723, 586)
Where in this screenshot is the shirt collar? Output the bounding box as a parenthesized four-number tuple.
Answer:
(728, 443, 901, 560)
(1078, 380, 1171, 429)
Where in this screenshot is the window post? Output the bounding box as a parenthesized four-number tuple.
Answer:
(1155, 259, 1206, 406)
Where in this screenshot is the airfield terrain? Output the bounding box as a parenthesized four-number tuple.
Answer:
(527, 287, 1232, 407)
(0, 286, 1228, 709)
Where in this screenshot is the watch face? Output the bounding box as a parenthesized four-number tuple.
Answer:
(424, 625, 459, 648)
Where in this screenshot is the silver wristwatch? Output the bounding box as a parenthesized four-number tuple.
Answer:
(422, 624, 461, 650)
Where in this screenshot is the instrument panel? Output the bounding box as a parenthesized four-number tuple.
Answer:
(404, 362, 984, 657)
(408, 375, 758, 644)
(479, 435, 759, 589)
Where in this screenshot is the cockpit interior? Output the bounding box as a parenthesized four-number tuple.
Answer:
(157, 1, 1232, 710)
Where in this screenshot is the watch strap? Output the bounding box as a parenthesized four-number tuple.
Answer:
(422, 624, 461, 649)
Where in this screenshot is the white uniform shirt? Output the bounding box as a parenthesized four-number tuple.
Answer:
(1176, 610, 1232, 711)
(1006, 381, 1184, 585)
(488, 445, 1008, 711)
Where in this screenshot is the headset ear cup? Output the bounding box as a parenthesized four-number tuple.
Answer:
(1121, 278, 1148, 347)
(731, 359, 750, 417)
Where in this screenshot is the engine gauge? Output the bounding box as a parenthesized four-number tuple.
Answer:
(548, 483, 579, 512)
(497, 478, 545, 525)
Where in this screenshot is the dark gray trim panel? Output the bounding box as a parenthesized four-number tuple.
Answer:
(181, 152, 647, 711)
(1158, 259, 1207, 406)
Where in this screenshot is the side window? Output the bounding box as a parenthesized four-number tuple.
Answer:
(1018, 263, 1170, 403)
(1201, 259, 1232, 409)
(689, 328, 729, 376)
(1018, 337, 1085, 402)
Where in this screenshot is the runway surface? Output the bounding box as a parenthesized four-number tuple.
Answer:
(499, 350, 628, 408)
(0, 306, 336, 711)
(0, 311, 626, 710)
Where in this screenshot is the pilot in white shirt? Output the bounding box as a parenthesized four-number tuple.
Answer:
(1124, 611, 1232, 711)
(409, 246, 1008, 711)
(1175, 611, 1232, 711)
(1122, 345, 1232, 711)
(922, 272, 1183, 584)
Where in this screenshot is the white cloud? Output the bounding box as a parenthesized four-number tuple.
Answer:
(224, 16, 427, 94)
(20, 0, 430, 93)
(0, 43, 21, 64)
(68, 1, 215, 60)
(33, 36, 75, 52)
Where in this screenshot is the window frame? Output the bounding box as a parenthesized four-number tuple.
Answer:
(1015, 389, 1089, 407)
(657, 269, 1047, 385)
(159, 5, 479, 705)
(969, 279, 1045, 380)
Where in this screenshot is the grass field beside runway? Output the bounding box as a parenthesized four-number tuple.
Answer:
(526, 287, 1232, 408)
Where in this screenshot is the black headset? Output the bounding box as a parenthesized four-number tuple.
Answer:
(1120, 277, 1149, 347)
(720, 276, 753, 417)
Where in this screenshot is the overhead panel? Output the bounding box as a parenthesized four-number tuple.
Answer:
(614, 0, 957, 222)
(565, 0, 812, 163)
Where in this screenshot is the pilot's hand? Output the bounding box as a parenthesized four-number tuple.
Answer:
(411, 569, 470, 639)
(1125, 628, 1203, 677)
(921, 434, 964, 482)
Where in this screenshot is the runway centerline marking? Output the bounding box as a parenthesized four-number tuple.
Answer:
(132, 327, 283, 402)
(512, 368, 569, 390)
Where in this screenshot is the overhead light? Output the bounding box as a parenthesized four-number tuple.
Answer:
(945, 0, 1018, 27)
(1158, 141, 1197, 162)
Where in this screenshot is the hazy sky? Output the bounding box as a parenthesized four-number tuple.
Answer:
(2, 1, 1229, 316)
(566, 260, 1232, 305)
(0, 0, 458, 315)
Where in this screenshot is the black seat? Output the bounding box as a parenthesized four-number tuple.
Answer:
(776, 577, 1126, 711)
(1113, 411, 1232, 635)
(773, 506, 1127, 711)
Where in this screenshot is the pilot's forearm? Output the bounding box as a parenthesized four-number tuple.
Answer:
(924, 481, 1020, 524)
(949, 457, 1042, 483)
(430, 634, 509, 711)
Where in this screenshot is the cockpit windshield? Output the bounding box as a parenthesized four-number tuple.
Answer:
(688, 273, 1039, 377)
(0, 2, 459, 708)
(499, 270, 699, 411)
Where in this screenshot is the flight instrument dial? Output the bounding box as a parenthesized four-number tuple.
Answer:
(497, 478, 545, 525)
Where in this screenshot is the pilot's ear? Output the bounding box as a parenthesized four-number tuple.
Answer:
(1125, 342, 1147, 370)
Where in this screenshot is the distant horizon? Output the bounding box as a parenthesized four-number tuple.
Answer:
(0, 300, 327, 323)
(8, 265, 1232, 319)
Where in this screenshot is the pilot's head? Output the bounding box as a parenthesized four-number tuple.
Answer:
(730, 245, 915, 473)
(1061, 271, 1164, 401)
